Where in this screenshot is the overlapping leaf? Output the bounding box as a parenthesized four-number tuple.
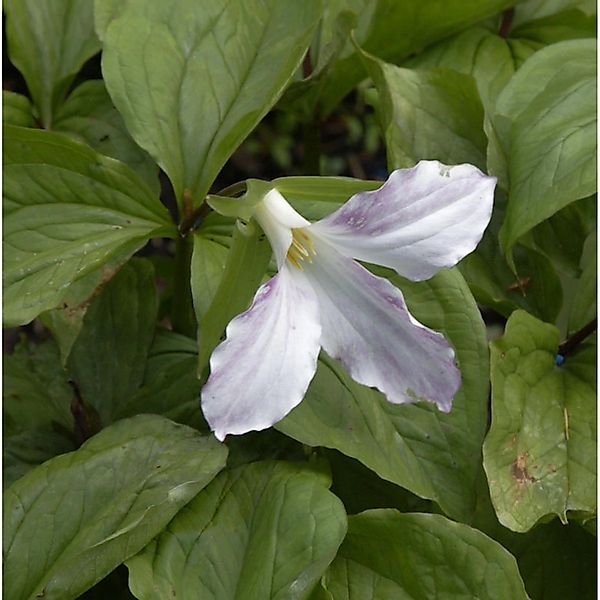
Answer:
(3, 415, 227, 600)
(54, 80, 160, 194)
(363, 54, 487, 169)
(100, 0, 322, 206)
(3, 126, 175, 326)
(127, 461, 347, 600)
(115, 329, 205, 429)
(67, 259, 158, 425)
(3, 338, 75, 486)
(489, 39, 596, 255)
(318, 510, 528, 599)
(312, 0, 517, 115)
(4, 0, 101, 127)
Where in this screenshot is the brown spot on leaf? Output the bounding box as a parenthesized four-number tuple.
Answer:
(511, 452, 535, 484)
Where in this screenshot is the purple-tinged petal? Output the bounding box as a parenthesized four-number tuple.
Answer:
(303, 238, 460, 411)
(254, 189, 310, 268)
(309, 161, 496, 281)
(201, 264, 321, 440)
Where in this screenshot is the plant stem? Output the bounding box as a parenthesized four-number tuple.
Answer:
(179, 201, 212, 236)
(558, 318, 597, 357)
(171, 236, 196, 337)
(498, 8, 514, 37)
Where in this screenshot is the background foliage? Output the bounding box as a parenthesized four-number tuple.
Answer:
(3, 0, 596, 598)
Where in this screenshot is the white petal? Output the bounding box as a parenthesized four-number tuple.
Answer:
(254, 188, 310, 268)
(303, 238, 460, 411)
(201, 264, 321, 440)
(309, 161, 496, 281)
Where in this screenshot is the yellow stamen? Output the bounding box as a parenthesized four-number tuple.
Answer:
(287, 228, 316, 269)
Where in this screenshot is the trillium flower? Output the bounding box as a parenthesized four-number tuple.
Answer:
(202, 161, 496, 441)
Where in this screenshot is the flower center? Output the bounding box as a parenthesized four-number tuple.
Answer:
(287, 228, 316, 269)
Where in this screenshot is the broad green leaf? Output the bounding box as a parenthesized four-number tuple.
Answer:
(4, 338, 72, 436)
(101, 0, 322, 207)
(3, 415, 227, 600)
(568, 232, 596, 334)
(127, 461, 347, 600)
(189, 235, 228, 320)
(2, 91, 35, 128)
(512, 0, 596, 28)
(511, 9, 597, 44)
(491, 39, 596, 255)
(54, 80, 160, 194)
(320, 510, 528, 599)
(93, 0, 126, 39)
(403, 27, 517, 112)
(484, 310, 596, 532)
(115, 329, 205, 430)
(278, 267, 490, 522)
(39, 251, 135, 365)
(316, 0, 517, 115)
(195, 221, 272, 371)
(3, 431, 74, 489)
(459, 192, 564, 322)
(363, 54, 487, 170)
(67, 259, 158, 425)
(530, 195, 596, 277)
(4, 0, 101, 127)
(3, 338, 75, 486)
(3, 126, 175, 326)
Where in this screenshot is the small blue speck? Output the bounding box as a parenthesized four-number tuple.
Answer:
(555, 354, 565, 366)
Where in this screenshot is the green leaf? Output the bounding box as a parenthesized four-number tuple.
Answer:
(2, 91, 35, 128)
(67, 259, 158, 425)
(189, 235, 228, 320)
(39, 251, 135, 365)
(363, 54, 487, 170)
(3, 337, 75, 486)
(54, 80, 160, 195)
(511, 8, 597, 44)
(195, 220, 272, 371)
(3, 126, 175, 326)
(321, 510, 528, 599)
(101, 0, 322, 206)
(4, 0, 101, 127)
(205, 176, 381, 230)
(115, 329, 205, 430)
(274, 176, 381, 221)
(568, 232, 596, 334)
(492, 39, 597, 255)
(278, 268, 490, 522)
(4, 338, 73, 436)
(3, 431, 75, 489)
(126, 461, 347, 600)
(316, 0, 517, 116)
(3, 415, 227, 600)
(459, 192, 564, 322)
(530, 196, 596, 277)
(512, 0, 596, 28)
(484, 310, 596, 532)
(403, 27, 517, 112)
